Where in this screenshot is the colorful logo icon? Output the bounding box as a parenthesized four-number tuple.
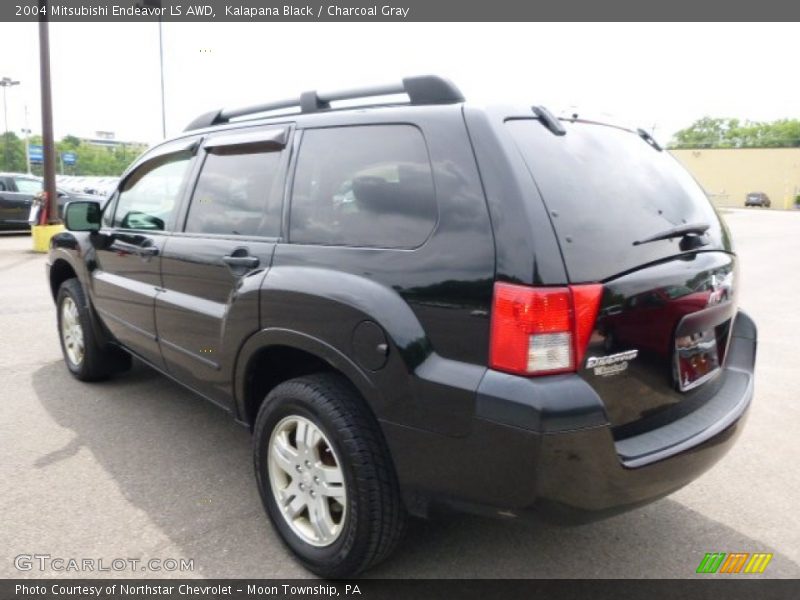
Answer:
(696, 552, 773, 574)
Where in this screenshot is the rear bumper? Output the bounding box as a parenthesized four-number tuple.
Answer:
(384, 310, 756, 522)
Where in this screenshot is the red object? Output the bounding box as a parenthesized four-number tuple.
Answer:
(38, 192, 49, 225)
(601, 288, 713, 358)
(571, 283, 604, 367)
(489, 282, 603, 376)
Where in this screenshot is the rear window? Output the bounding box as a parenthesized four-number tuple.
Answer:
(506, 119, 722, 282)
(289, 125, 436, 249)
(14, 178, 42, 194)
(185, 149, 283, 237)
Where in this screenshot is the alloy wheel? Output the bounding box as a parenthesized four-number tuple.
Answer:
(267, 415, 347, 547)
(60, 296, 85, 367)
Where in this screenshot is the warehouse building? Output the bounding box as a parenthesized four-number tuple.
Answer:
(671, 148, 800, 210)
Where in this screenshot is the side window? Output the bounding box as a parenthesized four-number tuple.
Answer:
(290, 125, 437, 248)
(184, 146, 283, 237)
(14, 178, 42, 194)
(113, 154, 192, 231)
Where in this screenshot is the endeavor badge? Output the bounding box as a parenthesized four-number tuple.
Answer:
(585, 349, 639, 376)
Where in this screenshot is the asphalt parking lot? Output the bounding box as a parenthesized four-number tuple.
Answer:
(1, 208, 799, 579)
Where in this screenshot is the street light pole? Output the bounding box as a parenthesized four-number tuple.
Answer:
(23, 105, 31, 174)
(158, 17, 166, 138)
(1, 76, 21, 171)
(22, 129, 32, 174)
(136, 1, 167, 138)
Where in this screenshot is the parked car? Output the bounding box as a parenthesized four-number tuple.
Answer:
(0, 173, 99, 229)
(46, 76, 756, 577)
(745, 191, 771, 207)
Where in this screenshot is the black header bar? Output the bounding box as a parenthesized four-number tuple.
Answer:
(3, 0, 800, 22)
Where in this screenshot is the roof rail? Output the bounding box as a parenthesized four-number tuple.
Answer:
(183, 75, 464, 131)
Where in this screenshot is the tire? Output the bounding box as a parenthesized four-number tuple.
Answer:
(56, 278, 131, 381)
(253, 373, 406, 577)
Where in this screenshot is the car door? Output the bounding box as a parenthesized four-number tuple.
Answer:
(155, 125, 291, 408)
(0, 177, 18, 227)
(90, 138, 200, 369)
(1, 176, 39, 226)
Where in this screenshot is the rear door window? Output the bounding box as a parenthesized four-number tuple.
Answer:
(184, 131, 286, 238)
(506, 119, 723, 282)
(289, 125, 437, 248)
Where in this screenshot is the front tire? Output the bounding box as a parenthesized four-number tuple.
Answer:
(56, 278, 130, 381)
(253, 373, 406, 577)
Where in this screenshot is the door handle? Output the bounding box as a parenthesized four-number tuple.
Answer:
(110, 240, 159, 257)
(222, 254, 259, 269)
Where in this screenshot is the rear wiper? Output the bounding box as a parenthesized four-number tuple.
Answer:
(633, 222, 710, 247)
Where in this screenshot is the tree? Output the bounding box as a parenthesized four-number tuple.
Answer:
(0, 132, 27, 172)
(61, 134, 81, 148)
(670, 117, 800, 149)
(18, 133, 144, 177)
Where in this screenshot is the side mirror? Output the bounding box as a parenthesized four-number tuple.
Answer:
(64, 200, 102, 232)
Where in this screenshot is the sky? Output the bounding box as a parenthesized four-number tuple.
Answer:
(0, 22, 797, 147)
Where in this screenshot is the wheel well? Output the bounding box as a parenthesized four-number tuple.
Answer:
(50, 259, 78, 300)
(243, 345, 335, 429)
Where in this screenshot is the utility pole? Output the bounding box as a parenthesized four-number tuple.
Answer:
(38, 9, 59, 223)
(23, 105, 31, 174)
(1, 76, 21, 171)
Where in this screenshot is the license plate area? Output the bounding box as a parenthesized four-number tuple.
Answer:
(675, 328, 721, 391)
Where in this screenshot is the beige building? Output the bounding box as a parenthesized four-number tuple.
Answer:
(671, 148, 800, 210)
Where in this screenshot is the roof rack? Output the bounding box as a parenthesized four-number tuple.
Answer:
(184, 75, 464, 132)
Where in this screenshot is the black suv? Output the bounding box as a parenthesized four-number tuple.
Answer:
(48, 76, 756, 577)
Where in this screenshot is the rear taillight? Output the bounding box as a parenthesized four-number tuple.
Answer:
(489, 282, 603, 376)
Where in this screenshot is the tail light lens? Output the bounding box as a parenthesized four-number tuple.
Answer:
(489, 282, 603, 376)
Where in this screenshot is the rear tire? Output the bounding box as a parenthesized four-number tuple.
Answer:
(253, 373, 406, 577)
(56, 278, 131, 381)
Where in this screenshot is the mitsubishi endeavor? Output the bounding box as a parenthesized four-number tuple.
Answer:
(47, 76, 756, 577)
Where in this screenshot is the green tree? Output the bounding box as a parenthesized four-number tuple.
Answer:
(61, 134, 81, 148)
(0, 132, 27, 172)
(21, 134, 144, 177)
(1, 132, 143, 176)
(671, 117, 800, 149)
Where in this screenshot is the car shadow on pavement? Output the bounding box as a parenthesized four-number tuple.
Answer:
(32, 360, 800, 579)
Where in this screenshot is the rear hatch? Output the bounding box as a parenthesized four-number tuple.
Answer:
(506, 118, 738, 438)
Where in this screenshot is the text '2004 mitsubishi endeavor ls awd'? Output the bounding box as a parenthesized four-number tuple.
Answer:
(47, 76, 756, 577)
